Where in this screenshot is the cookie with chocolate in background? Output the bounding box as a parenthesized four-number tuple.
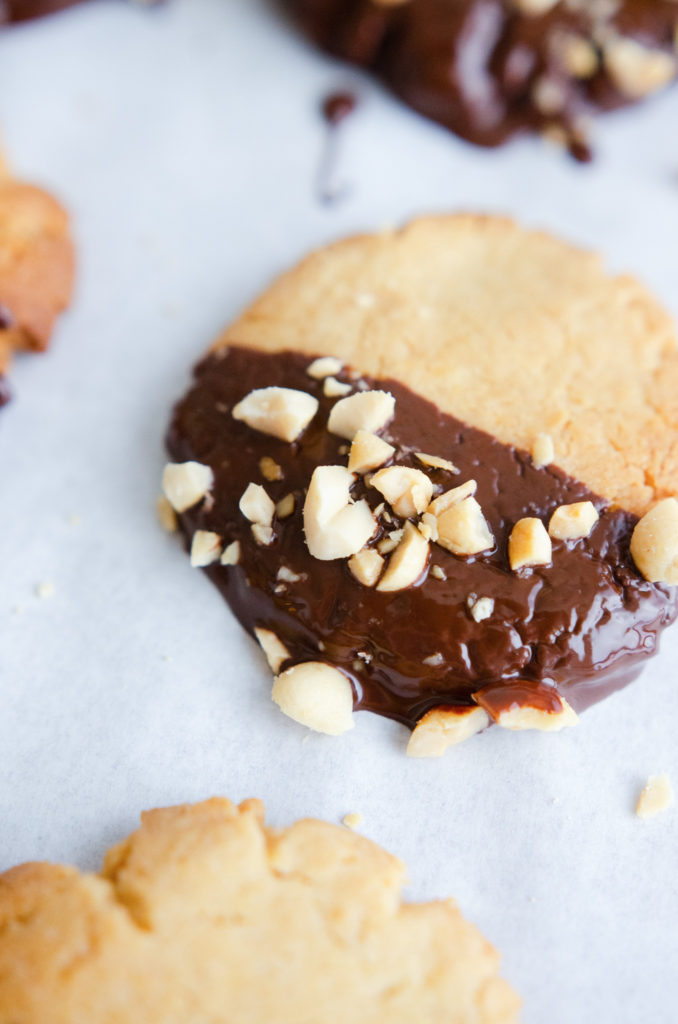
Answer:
(282, 0, 678, 159)
(163, 214, 678, 754)
(0, 165, 74, 405)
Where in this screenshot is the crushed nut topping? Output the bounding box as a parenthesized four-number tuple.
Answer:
(377, 521, 429, 592)
(427, 479, 477, 517)
(470, 596, 494, 622)
(323, 376, 352, 398)
(348, 547, 385, 587)
(303, 465, 376, 560)
(233, 386, 319, 442)
(422, 652, 444, 667)
(548, 501, 599, 540)
(630, 498, 678, 584)
(259, 456, 283, 482)
(327, 390, 395, 440)
(251, 524, 274, 546)
(371, 465, 433, 518)
(475, 691, 579, 731)
(306, 355, 343, 379)
(406, 706, 490, 758)
(276, 493, 295, 519)
(604, 35, 676, 98)
(272, 662, 355, 734)
(532, 433, 555, 470)
(239, 483, 275, 526)
(415, 452, 459, 474)
(347, 429, 395, 475)
(430, 565, 446, 581)
(254, 627, 291, 673)
(277, 565, 303, 583)
(220, 540, 241, 565)
(508, 517, 552, 570)
(434, 496, 494, 557)
(162, 460, 213, 513)
(377, 529, 404, 555)
(190, 530, 222, 567)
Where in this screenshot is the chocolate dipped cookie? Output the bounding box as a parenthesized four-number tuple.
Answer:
(0, 169, 74, 402)
(163, 215, 678, 753)
(283, 0, 678, 157)
(0, 797, 520, 1023)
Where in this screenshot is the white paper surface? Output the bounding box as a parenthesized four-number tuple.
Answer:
(1, 2, 677, 1020)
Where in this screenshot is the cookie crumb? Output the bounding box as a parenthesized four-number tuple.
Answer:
(636, 774, 674, 819)
(35, 581, 54, 599)
(342, 812, 363, 830)
(156, 494, 178, 533)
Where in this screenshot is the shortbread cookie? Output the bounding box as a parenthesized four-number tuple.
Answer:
(0, 798, 520, 1023)
(285, 0, 678, 157)
(0, 171, 74, 396)
(164, 215, 678, 750)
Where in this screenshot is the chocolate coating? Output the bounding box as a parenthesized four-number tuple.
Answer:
(282, 0, 678, 156)
(166, 347, 677, 728)
(0, 0, 86, 21)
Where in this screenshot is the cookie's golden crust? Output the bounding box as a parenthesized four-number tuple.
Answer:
(218, 215, 678, 515)
(0, 175, 74, 373)
(0, 798, 519, 1023)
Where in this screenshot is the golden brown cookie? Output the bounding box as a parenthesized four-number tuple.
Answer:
(164, 216, 678, 749)
(0, 169, 75, 392)
(0, 797, 520, 1023)
(219, 214, 678, 517)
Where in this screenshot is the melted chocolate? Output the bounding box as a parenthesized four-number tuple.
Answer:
(317, 89, 358, 204)
(322, 89, 358, 124)
(283, 0, 678, 157)
(0, 0, 161, 22)
(0, 0, 86, 20)
(166, 347, 677, 728)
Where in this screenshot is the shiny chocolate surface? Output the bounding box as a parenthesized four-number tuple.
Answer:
(167, 347, 677, 727)
(283, 0, 678, 157)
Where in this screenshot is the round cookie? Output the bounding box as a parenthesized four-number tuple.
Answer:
(0, 797, 520, 1023)
(164, 216, 678, 750)
(0, 169, 75, 399)
(284, 0, 678, 157)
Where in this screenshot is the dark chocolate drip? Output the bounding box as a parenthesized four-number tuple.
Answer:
(322, 89, 358, 124)
(0, 0, 86, 21)
(0, 377, 11, 407)
(0, 0, 161, 22)
(317, 89, 358, 204)
(166, 347, 677, 728)
(282, 0, 678, 157)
